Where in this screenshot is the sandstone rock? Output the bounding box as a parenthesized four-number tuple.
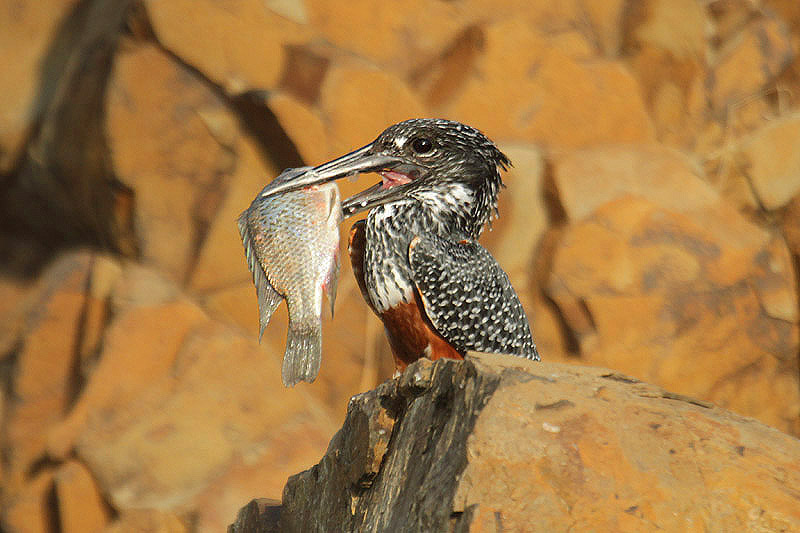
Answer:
(483, 144, 548, 294)
(1, 471, 55, 533)
(305, 0, 467, 74)
(547, 195, 799, 434)
(145, 0, 310, 95)
(201, 267, 393, 421)
(228, 499, 281, 533)
(407, 24, 487, 108)
(705, 150, 762, 213)
(0, 0, 79, 172)
(53, 460, 110, 533)
(578, 0, 627, 55)
(107, 42, 239, 283)
(266, 91, 329, 164)
(191, 432, 328, 532)
(2, 0, 136, 252)
(0, 251, 119, 525)
(104, 509, 188, 533)
(276, 43, 331, 106)
(479, 144, 567, 358)
(72, 310, 336, 516)
(186, 136, 278, 292)
(764, 0, 800, 33)
(782, 195, 800, 259)
(318, 62, 428, 155)
(625, 0, 706, 61)
(79, 254, 121, 370)
(551, 144, 717, 221)
(46, 263, 208, 461)
(199, 282, 263, 337)
(4, 252, 92, 492)
(0, 276, 35, 358)
(455, 355, 800, 531)
(471, 1, 628, 53)
(710, 14, 794, 119)
(620, 0, 707, 146)
(246, 355, 800, 532)
(32, 261, 339, 530)
(307, 0, 628, 75)
(731, 114, 800, 210)
(445, 19, 655, 147)
(708, 0, 759, 47)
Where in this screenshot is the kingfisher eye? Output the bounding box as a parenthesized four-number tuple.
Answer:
(411, 137, 433, 154)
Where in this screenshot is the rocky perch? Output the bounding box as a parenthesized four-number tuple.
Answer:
(230, 353, 800, 532)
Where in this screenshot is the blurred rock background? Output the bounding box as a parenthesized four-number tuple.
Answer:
(0, 0, 798, 531)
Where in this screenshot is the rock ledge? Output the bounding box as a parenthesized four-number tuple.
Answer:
(231, 353, 800, 532)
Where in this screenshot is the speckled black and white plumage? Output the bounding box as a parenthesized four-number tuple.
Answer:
(409, 233, 538, 359)
(349, 118, 539, 361)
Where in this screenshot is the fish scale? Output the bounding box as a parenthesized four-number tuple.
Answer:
(238, 167, 342, 387)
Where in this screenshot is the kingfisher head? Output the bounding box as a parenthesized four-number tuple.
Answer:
(261, 119, 511, 235)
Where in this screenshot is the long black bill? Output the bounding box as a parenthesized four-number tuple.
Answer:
(340, 181, 415, 217)
(257, 143, 401, 199)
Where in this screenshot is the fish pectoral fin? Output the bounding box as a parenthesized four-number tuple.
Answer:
(238, 212, 284, 341)
(282, 321, 322, 387)
(325, 249, 341, 319)
(256, 271, 283, 341)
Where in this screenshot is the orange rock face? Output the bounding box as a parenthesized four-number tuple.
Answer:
(445, 19, 655, 146)
(187, 138, 277, 292)
(731, 114, 800, 210)
(0, 0, 79, 171)
(456, 355, 800, 532)
(2, 0, 800, 531)
(145, 0, 309, 94)
(106, 43, 241, 283)
(2, 471, 56, 533)
(547, 194, 799, 434)
(3, 253, 93, 495)
(53, 461, 110, 533)
(104, 509, 188, 533)
(319, 62, 428, 154)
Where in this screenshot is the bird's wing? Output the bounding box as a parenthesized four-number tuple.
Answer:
(348, 220, 374, 312)
(408, 234, 539, 360)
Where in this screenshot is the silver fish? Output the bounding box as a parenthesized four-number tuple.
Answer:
(238, 167, 342, 387)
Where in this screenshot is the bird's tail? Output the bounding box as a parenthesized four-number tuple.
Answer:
(282, 320, 322, 387)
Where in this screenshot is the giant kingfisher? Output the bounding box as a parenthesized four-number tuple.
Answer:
(261, 118, 539, 371)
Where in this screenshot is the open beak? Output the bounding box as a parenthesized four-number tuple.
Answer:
(259, 144, 398, 197)
(258, 143, 423, 217)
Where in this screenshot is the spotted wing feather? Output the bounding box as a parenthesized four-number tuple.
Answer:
(408, 234, 539, 360)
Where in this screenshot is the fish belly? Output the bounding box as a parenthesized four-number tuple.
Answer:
(238, 177, 342, 386)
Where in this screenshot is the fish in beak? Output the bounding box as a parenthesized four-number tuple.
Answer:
(258, 143, 425, 217)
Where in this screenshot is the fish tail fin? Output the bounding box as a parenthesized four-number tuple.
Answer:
(238, 213, 282, 340)
(282, 321, 322, 387)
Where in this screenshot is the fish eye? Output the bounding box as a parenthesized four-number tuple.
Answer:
(411, 137, 433, 155)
